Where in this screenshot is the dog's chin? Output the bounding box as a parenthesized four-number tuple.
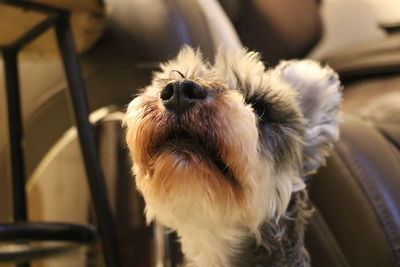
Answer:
(143, 132, 246, 211)
(153, 130, 236, 183)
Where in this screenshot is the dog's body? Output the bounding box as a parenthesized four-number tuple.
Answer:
(124, 47, 341, 266)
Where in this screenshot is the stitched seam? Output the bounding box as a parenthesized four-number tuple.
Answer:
(336, 140, 400, 265)
(311, 205, 352, 267)
(377, 124, 400, 151)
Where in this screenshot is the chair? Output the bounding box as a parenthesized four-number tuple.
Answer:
(0, 1, 121, 266)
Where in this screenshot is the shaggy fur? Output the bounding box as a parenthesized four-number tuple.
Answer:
(124, 46, 342, 267)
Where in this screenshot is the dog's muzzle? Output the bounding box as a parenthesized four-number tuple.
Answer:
(160, 80, 207, 114)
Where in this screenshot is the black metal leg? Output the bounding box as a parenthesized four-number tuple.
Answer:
(54, 14, 123, 267)
(3, 49, 30, 267)
(3, 48, 27, 222)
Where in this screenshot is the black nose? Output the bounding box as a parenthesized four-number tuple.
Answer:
(160, 80, 207, 114)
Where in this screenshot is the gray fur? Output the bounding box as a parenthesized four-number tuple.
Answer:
(216, 56, 341, 266)
(232, 191, 312, 267)
(276, 60, 342, 175)
(225, 59, 342, 266)
(245, 88, 305, 173)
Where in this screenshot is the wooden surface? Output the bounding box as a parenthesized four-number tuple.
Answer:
(28, 0, 104, 12)
(0, 0, 105, 55)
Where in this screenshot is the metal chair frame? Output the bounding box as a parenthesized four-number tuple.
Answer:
(0, 0, 122, 266)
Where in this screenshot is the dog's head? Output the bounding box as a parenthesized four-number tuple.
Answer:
(124, 46, 341, 231)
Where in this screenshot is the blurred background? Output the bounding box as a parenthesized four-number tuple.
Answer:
(1, 0, 399, 266)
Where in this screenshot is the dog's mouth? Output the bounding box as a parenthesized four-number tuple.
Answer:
(154, 129, 236, 182)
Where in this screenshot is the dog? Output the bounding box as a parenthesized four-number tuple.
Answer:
(124, 46, 342, 267)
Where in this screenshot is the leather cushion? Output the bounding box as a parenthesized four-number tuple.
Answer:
(307, 114, 400, 267)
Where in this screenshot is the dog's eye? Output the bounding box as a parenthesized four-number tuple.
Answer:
(247, 96, 272, 125)
(247, 95, 294, 126)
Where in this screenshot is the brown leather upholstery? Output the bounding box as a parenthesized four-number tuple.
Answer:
(323, 33, 400, 82)
(306, 35, 400, 267)
(307, 114, 400, 267)
(104, 0, 241, 63)
(220, 0, 322, 65)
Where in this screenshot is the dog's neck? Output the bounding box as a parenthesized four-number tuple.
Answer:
(178, 223, 249, 267)
(177, 191, 311, 267)
(233, 190, 311, 267)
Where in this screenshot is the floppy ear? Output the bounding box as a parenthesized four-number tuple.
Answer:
(275, 60, 342, 175)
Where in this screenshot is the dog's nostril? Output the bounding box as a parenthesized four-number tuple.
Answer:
(181, 80, 206, 100)
(161, 83, 174, 101)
